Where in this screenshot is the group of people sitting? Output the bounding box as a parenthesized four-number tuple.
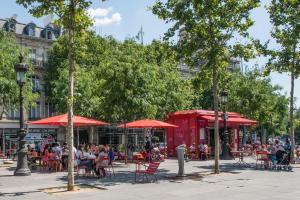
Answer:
(74, 144, 115, 177)
(142, 137, 165, 162)
(175, 143, 210, 161)
(35, 142, 115, 177)
(254, 140, 292, 165)
(186, 143, 210, 160)
(182, 139, 297, 164)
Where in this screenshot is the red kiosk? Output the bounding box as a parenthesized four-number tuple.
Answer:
(166, 110, 257, 157)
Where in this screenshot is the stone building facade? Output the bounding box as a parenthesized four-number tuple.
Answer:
(0, 17, 60, 154)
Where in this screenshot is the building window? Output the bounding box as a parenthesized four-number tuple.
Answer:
(45, 103, 55, 117)
(43, 50, 48, 65)
(29, 49, 36, 65)
(31, 75, 41, 93)
(7, 105, 20, 120)
(28, 27, 35, 36)
(4, 19, 16, 32)
(47, 30, 52, 39)
(53, 27, 61, 38)
(41, 27, 53, 40)
(23, 23, 36, 37)
(29, 102, 41, 120)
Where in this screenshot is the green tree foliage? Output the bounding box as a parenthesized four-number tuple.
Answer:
(263, 0, 300, 160)
(190, 68, 289, 136)
(45, 34, 107, 117)
(17, 0, 94, 190)
(0, 29, 38, 119)
(146, 41, 193, 120)
(295, 109, 300, 141)
(152, 0, 260, 173)
(226, 70, 289, 136)
(46, 32, 192, 123)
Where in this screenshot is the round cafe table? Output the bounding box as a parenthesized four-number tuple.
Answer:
(231, 150, 251, 167)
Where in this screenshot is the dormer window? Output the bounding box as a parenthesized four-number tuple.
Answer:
(4, 18, 17, 32)
(47, 30, 52, 39)
(41, 27, 53, 40)
(23, 22, 36, 37)
(28, 28, 35, 36)
(53, 27, 61, 38)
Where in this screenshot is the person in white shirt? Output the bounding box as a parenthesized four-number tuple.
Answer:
(199, 143, 208, 160)
(96, 145, 109, 178)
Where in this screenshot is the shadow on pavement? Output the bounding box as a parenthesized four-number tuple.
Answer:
(0, 174, 14, 177)
(0, 190, 40, 197)
(195, 162, 294, 173)
(54, 168, 173, 186)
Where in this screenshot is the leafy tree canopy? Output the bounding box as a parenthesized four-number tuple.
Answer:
(0, 29, 38, 119)
(190, 68, 289, 136)
(45, 32, 193, 123)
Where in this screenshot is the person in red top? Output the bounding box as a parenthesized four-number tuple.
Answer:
(230, 142, 235, 152)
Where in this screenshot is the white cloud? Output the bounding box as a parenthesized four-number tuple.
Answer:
(87, 7, 113, 18)
(87, 7, 122, 26)
(94, 13, 122, 26)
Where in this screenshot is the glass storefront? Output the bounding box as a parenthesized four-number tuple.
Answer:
(97, 126, 166, 152)
(0, 128, 57, 156)
(98, 126, 145, 148)
(0, 129, 4, 153)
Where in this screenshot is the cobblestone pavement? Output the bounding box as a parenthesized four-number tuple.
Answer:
(1, 158, 300, 200)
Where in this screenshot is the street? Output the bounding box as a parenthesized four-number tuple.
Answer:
(1, 159, 299, 200)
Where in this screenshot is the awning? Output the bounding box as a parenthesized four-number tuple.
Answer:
(200, 115, 257, 126)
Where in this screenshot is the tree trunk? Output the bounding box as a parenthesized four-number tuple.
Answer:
(124, 119, 128, 164)
(123, 69, 128, 164)
(290, 69, 295, 162)
(289, 41, 297, 163)
(213, 64, 220, 174)
(67, 0, 75, 191)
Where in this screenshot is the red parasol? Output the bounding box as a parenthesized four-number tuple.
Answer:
(30, 114, 108, 127)
(118, 119, 178, 128)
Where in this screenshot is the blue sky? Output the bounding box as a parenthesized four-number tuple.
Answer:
(0, 0, 299, 107)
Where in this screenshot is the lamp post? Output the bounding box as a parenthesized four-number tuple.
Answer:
(14, 55, 31, 176)
(220, 89, 233, 160)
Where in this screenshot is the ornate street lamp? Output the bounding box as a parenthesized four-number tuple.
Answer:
(220, 89, 233, 160)
(14, 55, 31, 176)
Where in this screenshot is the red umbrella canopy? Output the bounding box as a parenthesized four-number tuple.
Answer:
(118, 119, 178, 128)
(30, 114, 108, 127)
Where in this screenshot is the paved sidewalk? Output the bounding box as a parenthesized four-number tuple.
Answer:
(1, 158, 300, 200)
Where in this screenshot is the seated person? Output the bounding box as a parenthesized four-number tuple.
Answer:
(276, 145, 287, 164)
(267, 143, 277, 164)
(189, 143, 196, 153)
(50, 143, 62, 160)
(199, 143, 208, 160)
(49, 143, 62, 171)
(77, 146, 93, 173)
(188, 143, 197, 159)
(96, 145, 109, 177)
